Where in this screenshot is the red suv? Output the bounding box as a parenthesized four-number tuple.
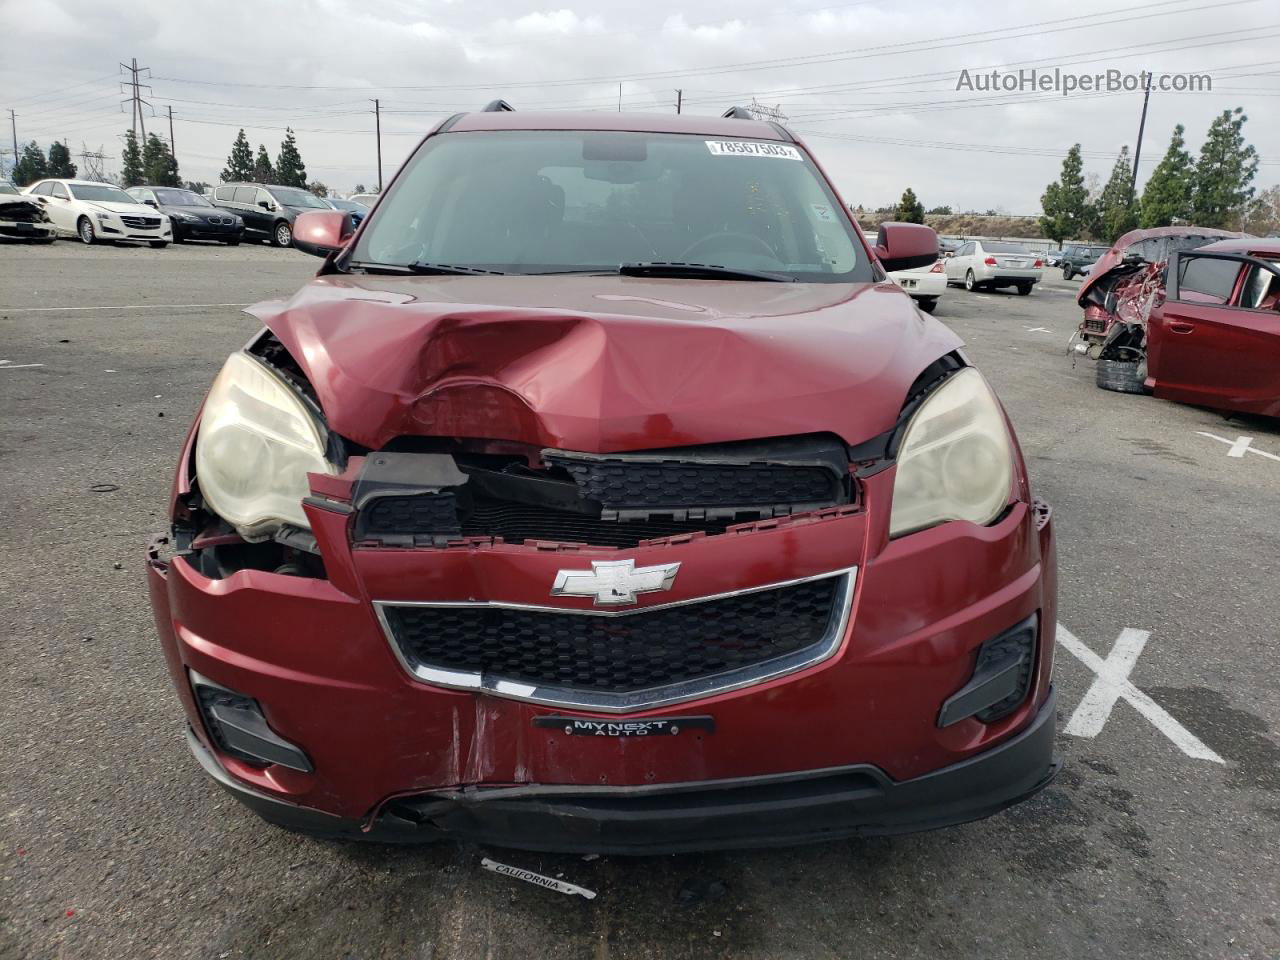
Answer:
(147, 105, 1058, 853)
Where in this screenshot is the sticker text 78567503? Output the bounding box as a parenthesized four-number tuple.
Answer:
(705, 140, 803, 160)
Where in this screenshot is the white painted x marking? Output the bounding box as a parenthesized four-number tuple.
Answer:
(1056, 624, 1223, 763)
(1197, 431, 1280, 463)
(1025, 326, 1051, 333)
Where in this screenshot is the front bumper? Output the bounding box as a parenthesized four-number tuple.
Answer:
(188, 686, 1058, 853)
(176, 221, 243, 241)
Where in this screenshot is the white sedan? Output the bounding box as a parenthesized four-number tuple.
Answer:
(944, 239, 1043, 295)
(23, 179, 172, 247)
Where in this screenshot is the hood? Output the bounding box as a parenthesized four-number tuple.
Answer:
(92, 200, 161, 216)
(1078, 225, 1246, 309)
(164, 204, 224, 218)
(247, 275, 962, 453)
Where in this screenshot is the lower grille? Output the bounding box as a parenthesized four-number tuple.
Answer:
(1084, 316, 1107, 334)
(121, 215, 161, 228)
(378, 571, 853, 710)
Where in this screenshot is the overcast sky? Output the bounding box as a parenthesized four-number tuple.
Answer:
(1, 0, 1274, 210)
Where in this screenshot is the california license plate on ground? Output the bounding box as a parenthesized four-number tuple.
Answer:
(533, 716, 715, 736)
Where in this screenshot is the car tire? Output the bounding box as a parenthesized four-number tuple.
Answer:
(964, 269, 978, 292)
(1062, 266, 1074, 280)
(77, 216, 96, 245)
(149, 241, 168, 249)
(271, 221, 292, 247)
(1096, 358, 1147, 394)
(916, 296, 938, 313)
(1016, 282, 1033, 296)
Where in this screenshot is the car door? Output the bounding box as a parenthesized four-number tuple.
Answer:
(231, 186, 263, 234)
(946, 242, 972, 280)
(45, 181, 79, 233)
(1149, 250, 1280, 416)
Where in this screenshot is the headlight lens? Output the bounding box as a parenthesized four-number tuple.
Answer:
(194, 351, 335, 540)
(888, 368, 1014, 537)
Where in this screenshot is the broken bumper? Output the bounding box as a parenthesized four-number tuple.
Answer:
(188, 687, 1057, 853)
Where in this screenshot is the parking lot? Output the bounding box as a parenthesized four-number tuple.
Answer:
(1, 241, 1277, 960)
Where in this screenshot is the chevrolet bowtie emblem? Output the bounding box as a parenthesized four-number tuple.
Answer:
(551, 559, 681, 606)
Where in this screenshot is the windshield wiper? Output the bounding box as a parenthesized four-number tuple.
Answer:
(348, 260, 506, 276)
(618, 261, 794, 282)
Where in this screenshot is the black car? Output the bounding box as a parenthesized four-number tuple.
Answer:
(1059, 244, 1110, 280)
(128, 186, 244, 245)
(209, 182, 331, 247)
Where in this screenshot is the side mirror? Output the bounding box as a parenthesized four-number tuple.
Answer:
(292, 210, 354, 258)
(874, 222, 939, 273)
(144, 199, 158, 208)
(258, 200, 272, 210)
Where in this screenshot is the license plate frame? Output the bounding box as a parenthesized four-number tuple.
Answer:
(533, 715, 715, 737)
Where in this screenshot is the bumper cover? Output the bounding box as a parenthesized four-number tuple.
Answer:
(188, 687, 1058, 854)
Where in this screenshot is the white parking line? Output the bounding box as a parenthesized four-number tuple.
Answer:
(1, 302, 252, 313)
(1197, 431, 1280, 463)
(0, 359, 44, 370)
(1057, 624, 1224, 763)
(1025, 326, 1051, 333)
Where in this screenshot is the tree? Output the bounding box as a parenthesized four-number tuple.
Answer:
(353, 183, 366, 194)
(895, 187, 925, 223)
(1191, 107, 1259, 228)
(926, 205, 953, 216)
(1092, 146, 1138, 243)
(1040, 144, 1090, 243)
(142, 133, 180, 186)
(253, 145, 275, 184)
(307, 180, 328, 197)
(1139, 124, 1194, 228)
(275, 128, 306, 188)
(221, 129, 253, 182)
(1242, 185, 1280, 235)
(185, 180, 211, 194)
(11, 141, 48, 186)
(120, 129, 144, 187)
(47, 141, 77, 179)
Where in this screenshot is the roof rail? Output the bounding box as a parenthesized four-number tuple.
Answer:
(482, 99, 515, 112)
(722, 106, 755, 120)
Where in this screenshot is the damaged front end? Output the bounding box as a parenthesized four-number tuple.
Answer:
(0, 196, 56, 242)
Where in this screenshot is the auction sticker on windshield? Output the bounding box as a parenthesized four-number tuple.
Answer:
(705, 140, 803, 160)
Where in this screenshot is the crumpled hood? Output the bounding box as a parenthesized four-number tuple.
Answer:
(247, 274, 962, 452)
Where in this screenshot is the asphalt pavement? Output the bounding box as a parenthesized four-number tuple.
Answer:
(1, 241, 1276, 960)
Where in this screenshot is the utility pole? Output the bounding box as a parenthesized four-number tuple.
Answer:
(1129, 70, 1152, 200)
(167, 104, 175, 158)
(371, 98, 382, 192)
(618, 83, 622, 112)
(8, 109, 16, 172)
(676, 89, 683, 114)
(119, 58, 152, 141)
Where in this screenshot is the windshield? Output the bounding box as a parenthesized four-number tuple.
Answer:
(270, 186, 329, 209)
(0, 183, 18, 195)
(69, 183, 136, 204)
(351, 130, 867, 281)
(983, 241, 1031, 254)
(155, 188, 210, 207)
(1087, 246, 1109, 257)
(329, 198, 367, 212)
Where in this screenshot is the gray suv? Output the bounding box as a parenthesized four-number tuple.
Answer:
(210, 182, 331, 247)
(1059, 244, 1110, 281)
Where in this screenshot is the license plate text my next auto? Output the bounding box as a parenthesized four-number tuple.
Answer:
(533, 716, 716, 737)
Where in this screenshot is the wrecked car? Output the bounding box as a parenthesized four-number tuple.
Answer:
(0, 182, 56, 243)
(147, 105, 1058, 854)
(1082, 235, 1280, 416)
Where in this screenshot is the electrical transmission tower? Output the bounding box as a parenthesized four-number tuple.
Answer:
(80, 144, 108, 181)
(119, 57, 152, 140)
(747, 99, 788, 123)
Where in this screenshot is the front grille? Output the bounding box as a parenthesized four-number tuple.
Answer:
(1084, 316, 1107, 334)
(382, 575, 844, 697)
(544, 454, 841, 518)
(121, 215, 161, 229)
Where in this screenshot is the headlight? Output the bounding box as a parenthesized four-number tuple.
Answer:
(194, 351, 336, 540)
(95, 211, 110, 221)
(888, 368, 1014, 537)
(174, 213, 198, 223)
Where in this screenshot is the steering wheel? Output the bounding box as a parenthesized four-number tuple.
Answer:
(680, 231, 777, 263)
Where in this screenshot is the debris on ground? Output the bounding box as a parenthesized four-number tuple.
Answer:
(480, 857, 597, 900)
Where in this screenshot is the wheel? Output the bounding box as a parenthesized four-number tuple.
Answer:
(1062, 266, 1073, 280)
(1096, 358, 1147, 394)
(964, 269, 979, 292)
(77, 216, 96, 245)
(271, 221, 293, 247)
(149, 241, 168, 249)
(1016, 282, 1033, 296)
(916, 296, 938, 313)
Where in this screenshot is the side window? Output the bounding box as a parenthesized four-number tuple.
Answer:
(1236, 260, 1280, 311)
(1177, 255, 1242, 304)
(958, 242, 973, 257)
(256, 189, 274, 209)
(31, 181, 51, 195)
(50, 182, 69, 199)
(233, 186, 258, 204)
(214, 185, 233, 202)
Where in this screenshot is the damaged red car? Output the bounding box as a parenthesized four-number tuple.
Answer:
(147, 105, 1058, 853)
(1078, 228, 1280, 416)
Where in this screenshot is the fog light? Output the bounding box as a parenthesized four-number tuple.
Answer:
(190, 670, 313, 772)
(938, 614, 1038, 727)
